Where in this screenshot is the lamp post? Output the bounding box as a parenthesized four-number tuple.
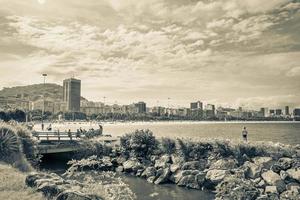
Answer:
(42, 73, 47, 130)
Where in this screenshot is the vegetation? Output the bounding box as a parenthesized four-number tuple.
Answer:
(0, 109, 26, 122)
(0, 122, 36, 171)
(120, 129, 157, 158)
(0, 163, 44, 200)
(160, 138, 176, 154)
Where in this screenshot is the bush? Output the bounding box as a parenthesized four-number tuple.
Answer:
(214, 141, 235, 157)
(177, 139, 213, 160)
(0, 123, 33, 172)
(120, 129, 157, 158)
(0, 124, 21, 160)
(74, 140, 112, 160)
(160, 138, 176, 154)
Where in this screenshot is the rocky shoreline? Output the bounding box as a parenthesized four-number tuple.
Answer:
(26, 136, 300, 200)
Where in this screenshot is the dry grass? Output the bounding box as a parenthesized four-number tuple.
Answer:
(0, 163, 44, 200)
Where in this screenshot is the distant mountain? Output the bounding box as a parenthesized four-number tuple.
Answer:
(0, 83, 86, 102)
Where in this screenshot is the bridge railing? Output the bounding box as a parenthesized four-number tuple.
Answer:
(33, 131, 81, 141)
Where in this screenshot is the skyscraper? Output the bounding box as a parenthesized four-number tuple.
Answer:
(135, 102, 146, 113)
(285, 106, 289, 116)
(63, 78, 81, 112)
(190, 101, 203, 110)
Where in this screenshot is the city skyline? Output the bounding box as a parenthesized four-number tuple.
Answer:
(0, 0, 300, 109)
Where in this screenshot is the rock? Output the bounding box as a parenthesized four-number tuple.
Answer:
(205, 169, 229, 186)
(116, 156, 127, 165)
(216, 177, 260, 200)
(123, 158, 142, 172)
(244, 161, 262, 179)
(177, 175, 200, 189)
(181, 160, 207, 171)
(147, 176, 156, 183)
(286, 168, 300, 183)
(56, 190, 101, 200)
(286, 182, 300, 192)
(258, 179, 266, 188)
(265, 186, 278, 194)
(272, 158, 294, 173)
(154, 167, 171, 185)
(252, 157, 274, 169)
(279, 190, 300, 200)
(170, 170, 195, 184)
(115, 166, 124, 172)
(195, 172, 206, 187)
(170, 164, 181, 173)
(280, 170, 289, 181)
(26, 173, 52, 187)
(154, 155, 171, 168)
(209, 158, 238, 170)
(136, 169, 144, 177)
(171, 154, 185, 164)
(141, 167, 156, 179)
(37, 182, 63, 197)
(261, 170, 286, 193)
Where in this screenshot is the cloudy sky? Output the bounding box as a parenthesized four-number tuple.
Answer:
(0, 0, 300, 109)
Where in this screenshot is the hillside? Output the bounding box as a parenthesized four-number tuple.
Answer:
(0, 83, 86, 102)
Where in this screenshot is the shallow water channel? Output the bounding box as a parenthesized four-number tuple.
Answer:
(40, 155, 214, 200)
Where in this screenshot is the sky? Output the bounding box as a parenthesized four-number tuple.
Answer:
(0, 0, 300, 109)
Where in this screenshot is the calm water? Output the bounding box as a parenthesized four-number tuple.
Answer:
(122, 175, 214, 200)
(103, 121, 300, 145)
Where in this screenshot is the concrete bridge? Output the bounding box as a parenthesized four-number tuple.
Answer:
(33, 131, 120, 154)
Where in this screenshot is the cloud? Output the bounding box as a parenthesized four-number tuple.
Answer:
(0, 0, 300, 107)
(286, 66, 300, 77)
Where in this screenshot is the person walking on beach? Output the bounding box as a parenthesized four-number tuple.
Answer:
(242, 127, 248, 142)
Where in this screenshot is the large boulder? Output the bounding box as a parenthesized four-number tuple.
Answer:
(252, 157, 274, 169)
(209, 158, 238, 170)
(261, 170, 286, 193)
(205, 169, 229, 187)
(216, 177, 260, 200)
(244, 161, 262, 179)
(279, 190, 300, 200)
(154, 167, 171, 185)
(26, 172, 53, 187)
(141, 167, 156, 179)
(170, 170, 200, 184)
(177, 175, 200, 189)
(271, 158, 294, 173)
(181, 160, 207, 171)
(286, 168, 300, 183)
(154, 154, 171, 168)
(37, 182, 63, 197)
(123, 158, 143, 172)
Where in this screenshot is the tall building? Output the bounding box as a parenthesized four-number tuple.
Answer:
(135, 102, 146, 113)
(205, 104, 215, 118)
(275, 109, 282, 116)
(63, 78, 81, 112)
(190, 101, 203, 110)
(260, 107, 269, 117)
(285, 106, 289, 116)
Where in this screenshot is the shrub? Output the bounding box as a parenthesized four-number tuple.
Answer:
(0, 123, 33, 172)
(74, 140, 112, 160)
(177, 139, 213, 160)
(0, 124, 21, 160)
(214, 141, 234, 157)
(120, 129, 157, 158)
(160, 138, 176, 154)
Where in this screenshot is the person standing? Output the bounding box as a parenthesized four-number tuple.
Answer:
(242, 127, 248, 142)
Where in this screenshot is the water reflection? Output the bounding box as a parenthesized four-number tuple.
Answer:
(122, 175, 215, 200)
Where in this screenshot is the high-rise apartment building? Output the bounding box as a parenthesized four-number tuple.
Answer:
(135, 102, 146, 113)
(63, 78, 81, 112)
(190, 101, 203, 110)
(285, 106, 289, 116)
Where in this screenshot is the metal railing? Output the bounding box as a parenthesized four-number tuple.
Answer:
(34, 131, 81, 141)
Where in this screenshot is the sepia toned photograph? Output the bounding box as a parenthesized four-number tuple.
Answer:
(0, 0, 300, 200)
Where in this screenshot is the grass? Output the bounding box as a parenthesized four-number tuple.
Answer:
(0, 163, 44, 200)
